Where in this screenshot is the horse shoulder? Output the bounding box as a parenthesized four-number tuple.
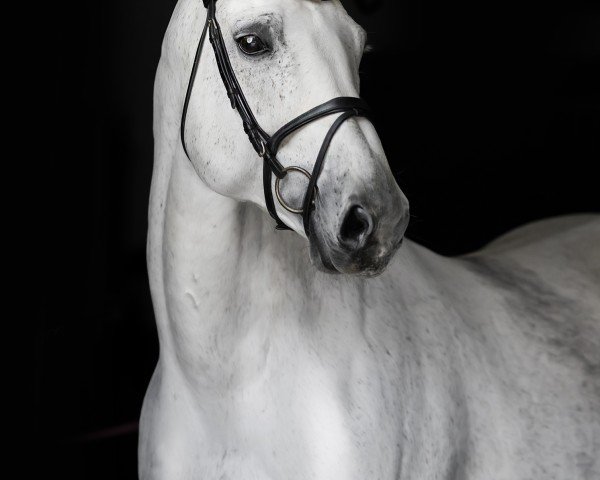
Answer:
(463, 214, 600, 377)
(458, 216, 600, 477)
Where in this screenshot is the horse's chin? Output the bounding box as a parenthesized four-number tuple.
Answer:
(308, 219, 402, 278)
(309, 243, 395, 278)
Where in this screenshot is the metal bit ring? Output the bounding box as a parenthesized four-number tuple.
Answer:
(274, 166, 312, 214)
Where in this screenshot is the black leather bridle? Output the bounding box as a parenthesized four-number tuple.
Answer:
(181, 0, 372, 236)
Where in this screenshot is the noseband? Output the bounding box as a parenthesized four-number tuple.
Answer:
(181, 0, 372, 236)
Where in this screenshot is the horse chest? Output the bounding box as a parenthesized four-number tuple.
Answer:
(159, 335, 406, 480)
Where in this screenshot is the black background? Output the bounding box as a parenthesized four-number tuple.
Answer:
(39, 0, 598, 478)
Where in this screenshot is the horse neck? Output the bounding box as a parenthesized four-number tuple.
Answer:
(149, 135, 360, 385)
(163, 150, 316, 319)
(150, 148, 456, 397)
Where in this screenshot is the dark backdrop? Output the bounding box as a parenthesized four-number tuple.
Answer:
(40, 0, 599, 478)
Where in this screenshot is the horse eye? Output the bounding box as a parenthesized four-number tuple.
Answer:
(236, 34, 268, 56)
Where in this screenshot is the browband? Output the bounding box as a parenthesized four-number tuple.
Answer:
(181, 0, 372, 236)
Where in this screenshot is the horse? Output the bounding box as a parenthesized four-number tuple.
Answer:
(140, 0, 600, 478)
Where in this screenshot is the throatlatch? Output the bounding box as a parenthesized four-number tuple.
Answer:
(181, 0, 372, 236)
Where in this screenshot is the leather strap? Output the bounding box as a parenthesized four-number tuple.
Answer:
(181, 15, 209, 159)
(268, 97, 370, 153)
(207, 3, 284, 175)
(205, 0, 290, 230)
(301, 110, 363, 236)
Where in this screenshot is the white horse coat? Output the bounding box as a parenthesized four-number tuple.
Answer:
(140, 1, 600, 478)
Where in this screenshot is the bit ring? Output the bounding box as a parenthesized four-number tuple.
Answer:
(275, 166, 312, 214)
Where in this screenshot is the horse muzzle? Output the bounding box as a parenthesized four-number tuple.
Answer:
(308, 189, 410, 277)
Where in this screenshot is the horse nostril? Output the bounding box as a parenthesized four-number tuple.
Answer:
(339, 205, 373, 250)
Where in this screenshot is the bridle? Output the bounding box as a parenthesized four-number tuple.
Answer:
(181, 0, 372, 236)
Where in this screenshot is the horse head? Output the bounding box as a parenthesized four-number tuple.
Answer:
(181, 0, 409, 276)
